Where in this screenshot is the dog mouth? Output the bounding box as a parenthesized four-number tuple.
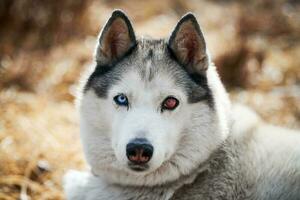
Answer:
(127, 163, 149, 172)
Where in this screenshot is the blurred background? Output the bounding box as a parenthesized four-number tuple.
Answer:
(0, 0, 299, 199)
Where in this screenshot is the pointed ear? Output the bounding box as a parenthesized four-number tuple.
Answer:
(95, 10, 136, 66)
(168, 13, 209, 75)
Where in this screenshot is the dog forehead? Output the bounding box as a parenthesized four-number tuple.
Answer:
(117, 69, 177, 92)
(113, 39, 180, 90)
(84, 38, 212, 105)
(136, 39, 170, 81)
(83, 40, 177, 99)
(139, 39, 166, 59)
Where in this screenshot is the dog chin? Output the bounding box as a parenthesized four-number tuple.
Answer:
(124, 161, 160, 175)
(127, 163, 149, 172)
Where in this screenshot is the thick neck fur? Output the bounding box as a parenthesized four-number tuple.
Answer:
(171, 136, 250, 199)
(87, 137, 238, 200)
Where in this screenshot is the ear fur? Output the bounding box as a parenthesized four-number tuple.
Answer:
(95, 10, 136, 66)
(168, 13, 209, 75)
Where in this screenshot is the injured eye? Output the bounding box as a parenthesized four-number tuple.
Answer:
(114, 94, 129, 107)
(161, 96, 179, 111)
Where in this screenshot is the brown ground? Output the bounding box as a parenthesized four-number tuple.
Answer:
(0, 0, 299, 199)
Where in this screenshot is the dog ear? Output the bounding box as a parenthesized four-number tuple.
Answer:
(168, 13, 209, 75)
(95, 10, 136, 66)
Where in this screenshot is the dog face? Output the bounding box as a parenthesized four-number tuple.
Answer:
(78, 10, 230, 186)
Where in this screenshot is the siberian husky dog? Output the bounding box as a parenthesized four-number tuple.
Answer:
(64, 10, 300, 200)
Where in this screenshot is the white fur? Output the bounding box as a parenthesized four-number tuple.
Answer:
(78, 63, 229, 186)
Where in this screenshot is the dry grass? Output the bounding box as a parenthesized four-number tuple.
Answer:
(0, 0, 299, 199)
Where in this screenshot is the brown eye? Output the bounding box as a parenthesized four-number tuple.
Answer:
(162, 96, 179, 111)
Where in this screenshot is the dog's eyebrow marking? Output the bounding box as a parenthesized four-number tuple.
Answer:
(140, 48, 155, 82)
(147, 49, 153, 59)
(145, 51, 155, 82)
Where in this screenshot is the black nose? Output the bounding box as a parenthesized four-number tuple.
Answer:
(126, 138, 153, 165)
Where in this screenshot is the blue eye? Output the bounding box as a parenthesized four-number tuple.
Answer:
(114, 94, 129, 106)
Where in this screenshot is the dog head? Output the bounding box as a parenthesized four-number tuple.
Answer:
(78, 10, 230, 186)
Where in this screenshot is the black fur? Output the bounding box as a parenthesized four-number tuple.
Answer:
(84, 44, 137, 97)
